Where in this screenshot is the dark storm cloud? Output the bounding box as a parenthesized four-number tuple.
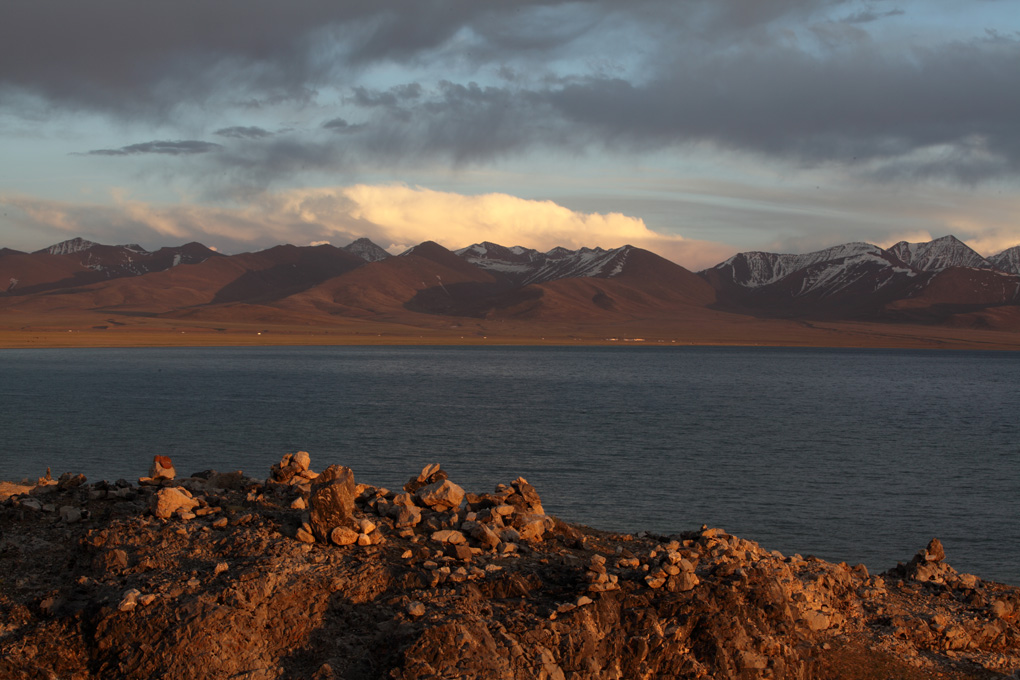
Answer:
(0, 0, 570, 115)
(215, 126, 273, 139)
(839, 8, 905, 23)
(321, 117, 357, 131)
(350, 84, 423, 108)
(9, 0, 1020, 184)
(85, 140, 222, 156)
(288, 26, 1020, 183)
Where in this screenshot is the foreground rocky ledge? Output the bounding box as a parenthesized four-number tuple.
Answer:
(1, 457, 1017, 680)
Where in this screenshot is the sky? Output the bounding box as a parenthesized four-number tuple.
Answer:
(1, 0, 1019, 270)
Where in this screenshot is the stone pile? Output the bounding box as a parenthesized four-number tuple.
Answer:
(288, 461, 561, 569)
(1, 457, 1018, 680)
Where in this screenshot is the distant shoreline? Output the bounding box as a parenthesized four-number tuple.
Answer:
(1, 322, 1019, 351)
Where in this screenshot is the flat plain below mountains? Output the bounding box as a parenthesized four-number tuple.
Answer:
(1, 235, 1019, 349)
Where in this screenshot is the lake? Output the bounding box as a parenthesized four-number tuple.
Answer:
(1, 345, 1017, 584)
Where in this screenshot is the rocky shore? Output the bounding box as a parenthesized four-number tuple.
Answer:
(1, 456, 1018, 680)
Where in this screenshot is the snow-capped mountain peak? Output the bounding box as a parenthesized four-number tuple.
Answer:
(711, 242, 890, 289)
(887, 235, 992, 272)
(37, 237, 98, 256)
(343, 237, 390, 263)
(457, 242, 632, 285)
(989, 245, 1020, 275)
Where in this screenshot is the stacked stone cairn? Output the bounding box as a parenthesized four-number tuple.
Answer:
(287, 459, 557, 563)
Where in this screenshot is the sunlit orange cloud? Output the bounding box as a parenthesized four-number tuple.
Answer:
(873, 231, 934, 249)
(332, 184, 736, 270)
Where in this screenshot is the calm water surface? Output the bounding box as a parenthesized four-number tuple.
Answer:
(1, 346, 1017, 584)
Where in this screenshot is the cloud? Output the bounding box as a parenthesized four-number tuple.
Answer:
(214, 126, 273, 139)
(337, 184, 735, 269)
(839, 8, 905, 24)
(0, 184, 735, 269)
(85, 140, 222, 156)
(4, 1, 1020, 187)
(321, 117, 365, 133)
(873, 231, 934, 250)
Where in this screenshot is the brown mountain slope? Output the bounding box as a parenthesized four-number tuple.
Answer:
(0, 244, 365, 316)
(0, 249, 92, 293)
(883, 267, 1020, 329)
(278, 243, 500, 320)
(410, 246, 717, 322)
(612, 247, 716, 306)
(0, 241, 220, 295)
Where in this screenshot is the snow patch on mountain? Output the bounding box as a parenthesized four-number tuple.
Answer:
(38, 237, 98, 256)
(887, 235, 992, 272)
(989, 245, 1020, 275)
(711, 242, 890, 289)
(344, 238, 390, 263)
(457, 242, 632, 285)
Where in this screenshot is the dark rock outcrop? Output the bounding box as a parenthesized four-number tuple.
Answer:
(1, 459, 1018, 680)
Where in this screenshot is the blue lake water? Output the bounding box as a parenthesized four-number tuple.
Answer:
(1, 345, 1017, 584)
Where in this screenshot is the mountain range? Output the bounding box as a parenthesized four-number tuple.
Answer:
(2, 234, 1019, 345)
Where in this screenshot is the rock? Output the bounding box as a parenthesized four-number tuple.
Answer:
(149, 456, 176, 481)
(924, 538, 946, 562)
(150, 487, 199, 519)
(29, 483, 59, 496)
(96, 549, 129, 574)
(445, 544, 473, 561)
(290, 497, 307, 510)
(415, 479, 465, 512)
(5, 461, 1020, 680)
(990, 600, 1010, 618)
(330, 526, 359, 546)
(471, 523, 501, 550)
(292, 451, 311, 471)
(739, 650, 768, 670)
(59, 505, 82, 523)
(117, 589, 141, 612)
(516, 516, 548, 542)
(57, 472, 87, 490)
(308, 465, 356, 542)
(270, 453, 307, 484)
(403, 463, 448, 494)
(675, 571, 700, 592)
(803, 610, 830, 631)
(394, 505, 422, 529)
(431, 529, 466, 545)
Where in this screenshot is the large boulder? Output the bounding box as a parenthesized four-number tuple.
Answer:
(415, 479, 465, 512)
(150, 487, 199, 519)
(308, 465, 356, 542)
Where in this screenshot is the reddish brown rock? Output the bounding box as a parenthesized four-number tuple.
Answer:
(149, 487, 198, 519)
(149, 455, 175, 481)
(308, 464, 356, 542)
(414, 479, 465, 511)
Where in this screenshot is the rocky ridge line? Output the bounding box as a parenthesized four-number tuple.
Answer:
(1, 455, 1018, 680)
